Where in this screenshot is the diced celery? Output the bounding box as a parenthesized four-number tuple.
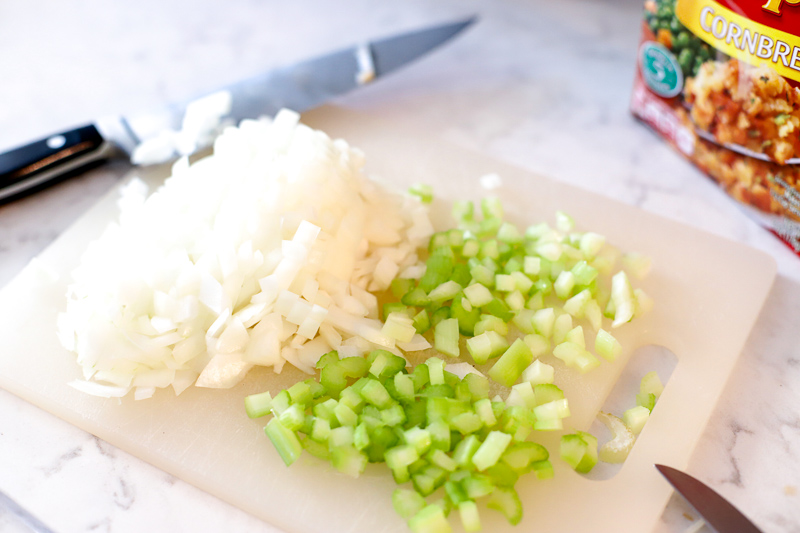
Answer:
(507, 382, 536, 409)
(403, 287, 431, 307)
(265, 418, 303, 467)
(609, 270, 635, 328)
(450, 294, 480, 336)
(533, 383, 564, 406)
(637, 392, 656, 411)
(329, 425, 354, 447)
(244, 391, 273, 419)
(405, 427, 433, 454)
(462, 373, 490, 400)
(332, 444, 368, 477)
(469, 263, 495, 288)
(501, 442, 549, 472)
(553, 341, 600, 373)
(391, 278, 416, 299)
(381, 403, 406, 426)
(595, 328, 622, 361)
(463, 283, 493, 307)
(279, 403, 305, 431)
(393, 373, 415, 403)
(420, 249, 455, 293)
(302, 436, 331, 460)
(270, 390, 291, 417)
(383, 302, 409, 321)
(472, 431, 513, 471)
(552, 313, 573, 345)
(434, 318, 460, 358)
(428, 449, 458, 472)
(565, 325, 585, 348)
(426, 357, 446, 386)
(457, 501, 481, 533)
(481, 196, 504, 219)
(533, 398, 570, 421)
(495, 273, 516, 292)
(563, 288, 592, 317)
(624, 405, 650, 435)
(429, 281, 463, 302)
(526, 291, 544, 311)
(473, 315, 509, 337)
(450, 412, 483, 435)
(463, 473, 494, 499)
(497, 222, 523, 244)
(560, 433, 588, 472)
(579, 232, 605, 258)
(505, 290, 525, 311)
(522, 333, 550, 358)
(393, 488, 426, 520)
(640, 370, 664, 398)
(575, 431, 598, 473)
(409, 504, 452, 533)
(353, 422, 370, 450)
(413, 308, 432, 334)
(522, 359, 555, 386)
(409, 183, 434, 204)
(474, 398, 497, 426)
(311, 417, 331, 442)
(333, 402, 358, 427)
(523, 256, 541, 276)
(360, 379, 394, 409)
(489, 339, 533, 387)
(385, 444, 420, 471)
(553, 271, 576, 299)
(462, 239, 480, 258)
(427, 420, 451, 451)
(531, 459, 554, 479)
(453, 434, 481, 467)
(487, 486, 523, 525)
(531, 308, 555, 338)
(287, 381, 312, 405)
(483, 298, 514, 322)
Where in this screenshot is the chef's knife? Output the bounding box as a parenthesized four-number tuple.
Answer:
(656, 464, 764, 533)
(0, 17, 475, 203)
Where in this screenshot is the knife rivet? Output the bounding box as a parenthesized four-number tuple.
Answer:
(46, 135, 67, 149)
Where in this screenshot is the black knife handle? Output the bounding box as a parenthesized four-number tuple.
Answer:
(0, 124, 114, 203)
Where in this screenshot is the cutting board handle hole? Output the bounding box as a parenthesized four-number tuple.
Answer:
(581, 344, 677, 481)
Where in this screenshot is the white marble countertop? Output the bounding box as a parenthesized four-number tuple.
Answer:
(0, 0, 798, 532)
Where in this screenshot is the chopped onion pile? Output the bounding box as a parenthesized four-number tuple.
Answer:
(58, 109, 435, 400)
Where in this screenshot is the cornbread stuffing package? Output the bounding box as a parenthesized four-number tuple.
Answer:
(631, 0, 800, 255)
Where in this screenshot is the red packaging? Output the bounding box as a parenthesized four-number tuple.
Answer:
(631, 0, 800, 254)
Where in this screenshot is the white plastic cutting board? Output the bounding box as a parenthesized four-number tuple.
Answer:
(0, 107, 776, 533)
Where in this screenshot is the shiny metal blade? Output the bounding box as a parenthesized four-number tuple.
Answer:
(117, 17, 475, 152)
(656, 465, 763, 533)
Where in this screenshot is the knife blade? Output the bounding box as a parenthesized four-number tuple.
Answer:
(656, 464, 764, 533)
(0, 17, 475, 203)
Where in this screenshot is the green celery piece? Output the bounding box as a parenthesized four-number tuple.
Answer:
(383, 302, 409, 320)
(575, 431, 598, 473)
(405, 400, 428, 429)
(431, 306, 451, 328)
(640, 371, 664, 398)
(316, 350, 339, 369)
(427, 420, 451, 451)
(244, 391, 273, 419)
(426, 357, 447, 385)
(447, 228, 466, 249)
(418, 384, 455, 399)
(463, 373, 490, 400)
(329, 425, 354, 448)
(474, 398, 497, 427)
(533, 398, 570, 420)
(320, 356, 369, 398)
(304, 378, 326, 400)
(453, 434, 482, 467)
(512, 309, 536, 334)
(533, 383, 564, 406)
(381, 403, 406, 426)
(369, 351, 406, 380)
(413, 308, 431, 334)
(425, 449, 457, 473)
(412, 364, 430, 391)
(452, 199, 474, 222)
(637, 392, 656, 411)
(270, 390, 291, 417)
(463, 283, 493, 308)
(485, 462, 519, 488)
(571, 260, 598, 286)
(393, 488, 426, 521)
(279, 403, 306, 431)
(444, 480, 469, 505)
(312, 398, 337, 424)
(472, 431, 513, 471)
(452, 263, 472, 288)
(479, 239, 500, 260)
(429, 280, 463, 302)
(391, 277, 416, 299)
(461, 239, 480, 258)
(595, 328, 622, 361)
(360, 379, 394, 409)
(393, 373, 415, 402)
(501, 442, 549, 472)
(451, 294, 481, 336)
(504, 256, 524, 274)
(481, 196, 504, 220)
(560, 433, 587, 471)
(473, 315, 509, 337)
(450, 412, 483, 435)
(429, 231, 451, 252)
(435, 318, 460, 358)
(463, 473, 495, 499)
(265, 418, 303, 467)
(413, 465, 447, 496)
(331, 444, 368, 478)
(311, 417, 331, 443)
(458, 500, 481, 533)
(403, 287, 431, 307)
(469, 263, 495, 288)
(287, 381, 312, 405)
(483, 298, 514, 322)
(624, 405, 651, 434)
(522, 359, 554, 386)
(420, 248, 455, 293)
(302, 436, 331, 460)
(531, 459, 554, 479)
(385, 444, 420, 471)
(489, 339, 534, 387)
(409, 504, 451, 533)
(353, 423, 370, 450)
(367, 426, 399, 463)
(404, 427, 432, 454)
(497, 222, 523, 244)
(408, 183, 433, 204)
